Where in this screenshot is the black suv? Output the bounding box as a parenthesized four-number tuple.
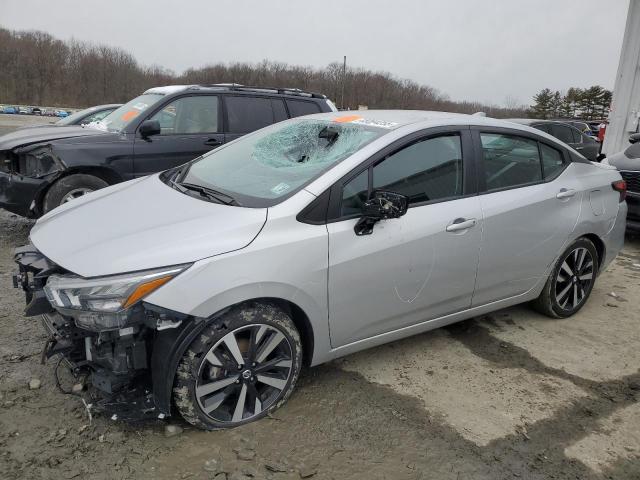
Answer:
(0, 85, 336, 217)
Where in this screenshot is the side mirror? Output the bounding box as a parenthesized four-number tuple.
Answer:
(139, 120, 161, 138)
(629, 133, 640, 144)
(354, 190, 409, 236)
(596, 153, 607, 162)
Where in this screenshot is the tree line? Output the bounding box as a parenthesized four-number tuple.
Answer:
(0, 26, 530, 118)
(530, 86, 612, 121)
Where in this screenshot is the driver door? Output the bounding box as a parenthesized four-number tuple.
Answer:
(133, 95, 224, 176)
(327, 129, 482, 347)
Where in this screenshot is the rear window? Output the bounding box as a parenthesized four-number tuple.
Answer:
(286, 100, 321, 118)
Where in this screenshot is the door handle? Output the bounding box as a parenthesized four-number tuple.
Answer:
(575, 146, 585, 151)
(556, 188, 577, 199)
(446, 218, 477, 232)
(204, 138, 222, 147)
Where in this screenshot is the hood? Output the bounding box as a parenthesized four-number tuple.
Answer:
(0, 125, 108, 151)
(607, 150, 640, 171)
(30, 175, 268, 277)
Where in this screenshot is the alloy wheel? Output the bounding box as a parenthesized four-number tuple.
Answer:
(195, 324, 294, 424)
(554, 246, 595, 311)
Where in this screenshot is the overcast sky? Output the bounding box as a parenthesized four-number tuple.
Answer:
(0, 0, 630, 106)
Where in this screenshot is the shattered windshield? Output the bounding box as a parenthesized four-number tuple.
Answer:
(95, 93, 164, 132)
(177, 118, 387, 206)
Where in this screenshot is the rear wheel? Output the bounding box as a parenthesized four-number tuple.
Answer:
(42, 174, 108, 214)
(532, 238, 598, 318)
(173, 303, 302, 430)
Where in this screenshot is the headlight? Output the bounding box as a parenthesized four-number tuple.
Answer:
(18, 146, 63, 178)
(44, 264, 190, 331)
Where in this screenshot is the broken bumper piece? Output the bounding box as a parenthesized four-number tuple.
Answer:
(14, 245, 185, 421)
(41, 311, 166, 421)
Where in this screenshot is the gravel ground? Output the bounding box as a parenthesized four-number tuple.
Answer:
(0, 115, 639, 479)
(0, 113, 54, 135)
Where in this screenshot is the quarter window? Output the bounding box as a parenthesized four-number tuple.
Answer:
(341, 170, 368, 216)
(226, 96, 275, 133)
(149, 96, 219, 134)
(480, 134, 542, 190)
(540, 143, 565, 179)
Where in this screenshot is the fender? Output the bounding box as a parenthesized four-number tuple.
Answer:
(148, 304, 227, 416)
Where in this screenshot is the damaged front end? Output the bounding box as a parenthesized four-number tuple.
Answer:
(13, 245, 191, 420)
(0, 145, 65, 217)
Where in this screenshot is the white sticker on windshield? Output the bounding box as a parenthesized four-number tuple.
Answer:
(271, 183, 291, 195)
(132, 103, 148, 111)
(351, 118, 399, 129)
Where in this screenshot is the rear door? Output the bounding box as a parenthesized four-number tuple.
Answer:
(327, 128, 482, 347)
(223, 95, 288, 143)
(133, 95, 223, 176)
(471, 128, 581, 305)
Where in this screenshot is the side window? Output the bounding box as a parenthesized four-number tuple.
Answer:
(286, 100, 321, 118)
(272, 99, 288, 123)
(149, 96, 219, 134)
(550, 124, 574, 144)
(480, 133, 542, 190)
(226, 96, 274, 133)
(339, 134, 464, 216)
(341, 170, 369, 216)
(533, 124, 550, 134)
(372, 135, 463, 204)
(540, 143, 565, 179)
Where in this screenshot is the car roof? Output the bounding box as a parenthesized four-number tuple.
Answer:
(143, 84, 328, 100)
(304, 110, 550, 131)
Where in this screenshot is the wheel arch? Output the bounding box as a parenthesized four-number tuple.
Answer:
(34, 166, 123, 215)
(581, 233, 606, 273)
(150, 297, 315, 417)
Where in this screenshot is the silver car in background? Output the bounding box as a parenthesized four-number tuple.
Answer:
(14, 111, 627, 429)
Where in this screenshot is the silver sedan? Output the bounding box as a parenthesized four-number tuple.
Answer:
(15, 110, 627, 429)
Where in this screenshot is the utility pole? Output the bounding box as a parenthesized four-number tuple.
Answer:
(341, 55, 346, 110)
(603, 0, 640, 155)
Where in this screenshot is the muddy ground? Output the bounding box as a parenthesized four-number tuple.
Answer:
(0, 116, 639, 479)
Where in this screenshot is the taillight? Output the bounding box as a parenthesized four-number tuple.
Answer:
(612, 179, 627, 202)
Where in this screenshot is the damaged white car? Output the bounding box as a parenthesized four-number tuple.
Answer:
(14, 111, 627, 429)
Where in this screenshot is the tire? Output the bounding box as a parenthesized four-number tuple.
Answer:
(173, 302, 303, 430)
(532, 237, 599, 318)
(42, 174, 108, 214)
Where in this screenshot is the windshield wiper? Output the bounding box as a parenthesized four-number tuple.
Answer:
(176, 182, 240, 206)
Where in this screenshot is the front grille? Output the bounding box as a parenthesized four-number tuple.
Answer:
(620, 171, 640, 193)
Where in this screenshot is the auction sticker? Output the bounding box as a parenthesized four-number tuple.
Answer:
(271, 182, 291, 195)
(332, 115, 398, 129)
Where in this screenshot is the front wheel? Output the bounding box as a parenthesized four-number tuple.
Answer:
(532, 238, 598, 318)
(42, 174, 108, 214)
(173, 303, 302, 430)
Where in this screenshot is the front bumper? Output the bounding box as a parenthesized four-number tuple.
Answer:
(13, 245, 171, 421)
(0, 170, 49, 217)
